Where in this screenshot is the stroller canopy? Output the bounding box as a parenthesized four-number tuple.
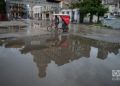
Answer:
(53, 14, 70, 25)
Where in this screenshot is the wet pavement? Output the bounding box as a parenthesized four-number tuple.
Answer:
(69, 23, 120, 43)
(0, 26, 27, 34)
(0, 20, 120, 86)
(102, 18, 120, 29)
(0, 20, 120, 43)
(0, 34, 120, 86)
(0, 20, 50, 39)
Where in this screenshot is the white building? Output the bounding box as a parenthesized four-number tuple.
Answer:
(115, 0, 120, 15)
(32, 5, 54, 20)
(102, 0, 120, 16)
(6, 0, 61, 20)
(30, 0, 62, 20)
(33, 6, 42, 19)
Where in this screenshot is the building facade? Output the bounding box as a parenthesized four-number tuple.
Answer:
(32, 5, 55, 20)
(6, 0, 30, 20)
(6, 0, 61, 20)
(28, 0, 61, 20)
(102, 0, 120, 16)
(7, 3, 28, 20)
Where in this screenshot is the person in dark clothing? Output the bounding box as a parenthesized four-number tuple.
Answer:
(62, 20, 69, 32)
(55, 15, 59, 28)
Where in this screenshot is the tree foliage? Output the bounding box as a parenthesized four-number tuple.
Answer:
(0, 0, 6, 13)
(97, 5, 108, 22)
(69, 0, 108, 23)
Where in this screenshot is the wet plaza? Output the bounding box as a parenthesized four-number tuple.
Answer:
(0, 20, 120, 86)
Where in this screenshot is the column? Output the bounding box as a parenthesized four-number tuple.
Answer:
(29, 4, 34, 19)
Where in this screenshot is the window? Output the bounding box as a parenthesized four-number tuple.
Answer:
(67, 11, 69, 14)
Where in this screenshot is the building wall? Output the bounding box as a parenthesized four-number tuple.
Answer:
(102, 0, 120, 16)
(109, 5, 116, 13)
(6, 0, 29, 20)
(33, 6, 42, 19)
(7, 3, 28, 20)
(6, 0, 61, 20)
(32, 5, 54, 20)
(102, 0, 115, 4)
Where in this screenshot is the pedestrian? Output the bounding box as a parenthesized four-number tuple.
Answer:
(54, 15, 59, 28)
(58, 17, 62, 29)
(62, 19, 69, 32)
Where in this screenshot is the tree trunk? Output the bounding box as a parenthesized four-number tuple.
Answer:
(89, 14, 93, 23)
(97, 15, 100, 23)
(79, 12, 84, 23)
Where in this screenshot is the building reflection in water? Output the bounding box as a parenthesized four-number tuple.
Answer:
(0, 26, 27, 34)
(27, 21, 50, 33)
(0, 34, 120, 78)
(97, 48, 108, 60)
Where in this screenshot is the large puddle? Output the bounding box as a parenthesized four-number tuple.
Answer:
(0, 34, 120, 86)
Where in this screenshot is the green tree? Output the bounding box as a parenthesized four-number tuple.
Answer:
(0, 0, 6, 13)
(69, 0, 107, 23)
(84, 0, 99, 23)
(97, 5, 108, 23)
(0, 0, 7, 21)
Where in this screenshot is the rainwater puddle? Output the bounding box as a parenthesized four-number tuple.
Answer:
(0, 34, 120, 86)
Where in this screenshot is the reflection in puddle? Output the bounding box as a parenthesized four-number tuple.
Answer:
(0, 21, 50, 35)
(0, 34, 120, 86)
(0, 26, 27, 34)
(29, 21, 50, 32)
